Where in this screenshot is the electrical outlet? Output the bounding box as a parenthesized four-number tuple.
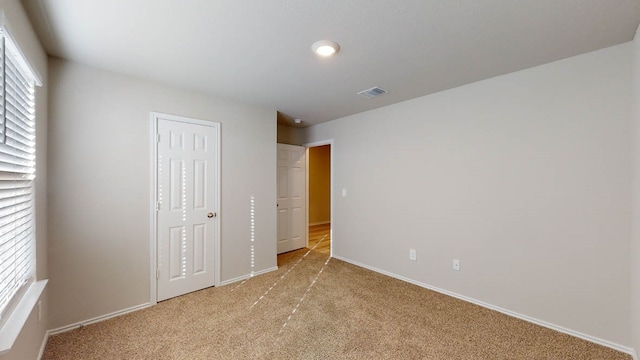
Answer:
(452, 259, 460, 271)
(409, 249, 417, 261)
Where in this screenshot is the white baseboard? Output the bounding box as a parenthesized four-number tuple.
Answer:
(309, 221, 330, 226)
(46, 266, 280, 338)
(219, 266, 279, 286)
(37, 331, 49, 360)
(47, 302, 152, 336)
(332, 255, 636, 358)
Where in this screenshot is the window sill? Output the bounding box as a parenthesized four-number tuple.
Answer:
(0, 279, 48, 355)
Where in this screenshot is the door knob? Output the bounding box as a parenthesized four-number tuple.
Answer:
(207, 212, 216, 218)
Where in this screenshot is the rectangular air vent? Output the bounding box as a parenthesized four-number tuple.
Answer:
(357, 86, 389, 99)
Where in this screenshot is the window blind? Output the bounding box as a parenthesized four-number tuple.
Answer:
(0, 30, 37, 325)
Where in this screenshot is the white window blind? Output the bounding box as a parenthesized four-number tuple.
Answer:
(0, 28, 38, 325)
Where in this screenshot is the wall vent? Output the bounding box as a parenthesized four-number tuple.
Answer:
(357, 86, 389, 99)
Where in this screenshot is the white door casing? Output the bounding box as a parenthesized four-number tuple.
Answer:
(154, 113, 220, 302)
(277, 144, 306, 254)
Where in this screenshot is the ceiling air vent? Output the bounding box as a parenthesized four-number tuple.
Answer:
(357, 86, 389, 99)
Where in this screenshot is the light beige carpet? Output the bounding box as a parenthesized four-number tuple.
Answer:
(43, 249, 630, 359)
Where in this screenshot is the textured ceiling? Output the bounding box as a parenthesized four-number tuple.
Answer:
(22, 0, 640, 127)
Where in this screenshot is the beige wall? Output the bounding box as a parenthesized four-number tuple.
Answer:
(305, 43, 632, 348)
(308, 145, 331, 225)
(0, 1, 49, 359)
(47, 58, 277, 329)
(631, 27, 640, 359)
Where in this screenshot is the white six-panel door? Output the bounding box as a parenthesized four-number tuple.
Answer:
(156, 115, 219, 301)
(277, 144, 306, 254)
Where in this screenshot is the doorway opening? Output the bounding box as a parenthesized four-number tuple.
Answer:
(306, 143, 332, 256)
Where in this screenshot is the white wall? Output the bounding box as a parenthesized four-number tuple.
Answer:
(306, 43, 632, 347)
(0, 1, 48, 359)
(631, 27, 640, 358)
(47, 58, 276, 329)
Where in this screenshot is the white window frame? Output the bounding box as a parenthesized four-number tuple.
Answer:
(0, 11, 45, 355)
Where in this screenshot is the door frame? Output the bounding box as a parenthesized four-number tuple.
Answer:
(304, 139, 334, 256)
(149, 112, 221, 305)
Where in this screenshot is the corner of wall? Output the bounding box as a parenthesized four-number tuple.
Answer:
(630, 22, 640, 360)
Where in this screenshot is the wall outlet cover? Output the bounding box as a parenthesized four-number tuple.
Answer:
(453, 259, 460, 271)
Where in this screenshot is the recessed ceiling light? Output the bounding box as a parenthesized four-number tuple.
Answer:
(311, 40, 340, 57)
(294, 118, 302, 124)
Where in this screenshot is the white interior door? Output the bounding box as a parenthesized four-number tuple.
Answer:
(277, 144, 306, 254)
(156, 115, 219, 301)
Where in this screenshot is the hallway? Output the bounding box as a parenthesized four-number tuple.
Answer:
(308, 224, 330, 255)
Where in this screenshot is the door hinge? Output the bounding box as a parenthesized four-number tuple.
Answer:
(156, 269, 160, 280)
(156, 202, 161, 211)
(156, 133, 160, 143)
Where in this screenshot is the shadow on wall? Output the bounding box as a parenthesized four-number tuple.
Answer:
(277, 122, 305, 145)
